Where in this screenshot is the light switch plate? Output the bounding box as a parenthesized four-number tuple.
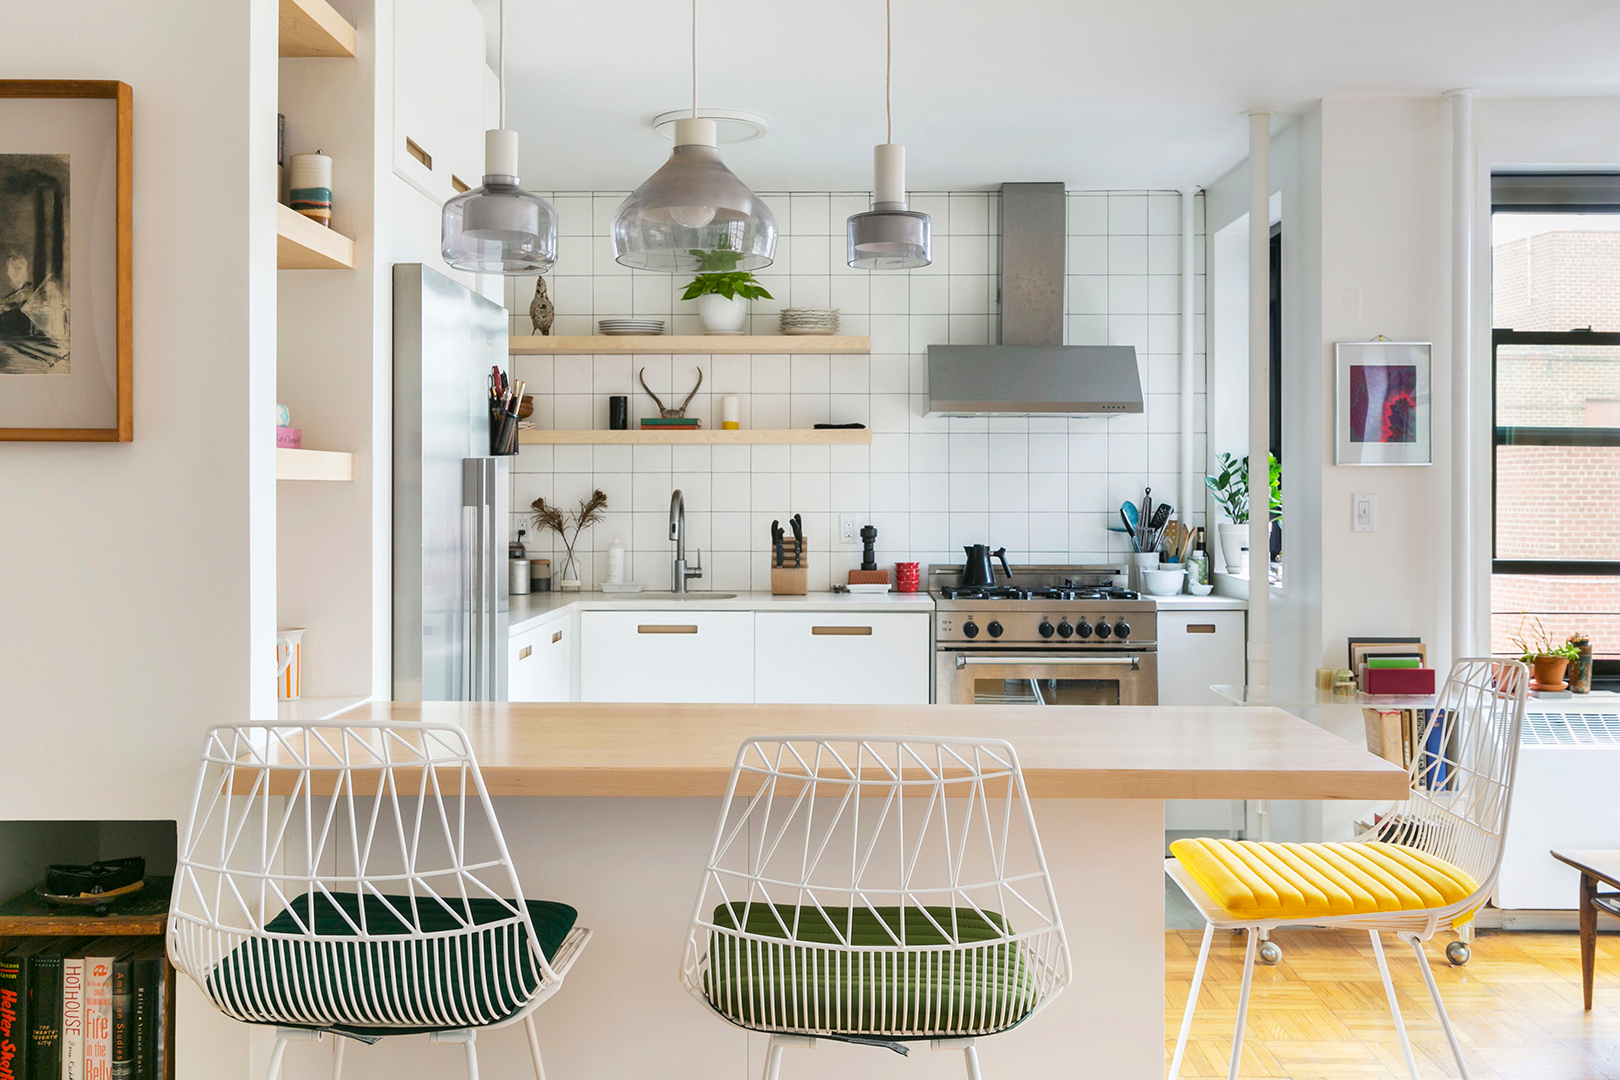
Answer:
(839, 514, 859, 544)
(1352, 493, 1376, 532)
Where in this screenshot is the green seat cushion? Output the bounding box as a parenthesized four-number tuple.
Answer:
(703, 902, 1037, 1037)
(207, 891, 577, 1037)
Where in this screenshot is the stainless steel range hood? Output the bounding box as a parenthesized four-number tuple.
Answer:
(927, 182, 1144, 417)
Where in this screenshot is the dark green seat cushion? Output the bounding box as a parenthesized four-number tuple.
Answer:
(704, 902, 1037, 1037)
(207, 891, 576, 1037)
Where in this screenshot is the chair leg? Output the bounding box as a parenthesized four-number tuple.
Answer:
(762, 1036, 785, 1080)
(464, 1037, 480, 1080)
(331, 1036, 347, 1080)
(962, 1043, 982, 1080)
(1407, 933, 1471, 1080)
(1227, 928, 1259, 1080)
(1169, 921, 1215, 1080)
(264, 1037, 289, 1080)
(1370, 931, 1419, 1080)
(524, 1016, 547, 1080)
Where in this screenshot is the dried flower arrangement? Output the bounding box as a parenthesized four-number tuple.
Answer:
(531, 490, 608, 589)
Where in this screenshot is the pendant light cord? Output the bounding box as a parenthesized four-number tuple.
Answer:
(692, 0, 698, 119)
(498, 0, 505, 129)
(885, 0, 892, 144)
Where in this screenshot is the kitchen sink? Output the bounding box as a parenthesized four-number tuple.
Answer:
(606, 591, 738, 600)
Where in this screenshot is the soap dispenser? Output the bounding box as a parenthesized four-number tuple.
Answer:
(606, 536, 625, 584)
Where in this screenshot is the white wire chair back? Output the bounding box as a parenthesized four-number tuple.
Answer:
(1357, 658, 1529, 921)
(680, 737, 1069, 1040)
(168, 722, 560, 1033)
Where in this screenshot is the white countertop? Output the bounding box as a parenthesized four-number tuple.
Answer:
(509, 588, 935, 635)
(1150, 593, 1248, 611)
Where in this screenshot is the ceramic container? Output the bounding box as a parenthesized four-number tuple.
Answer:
(288, 152, 333, 227)
(697, 292, 747, 334)
(1141, 567, 1186, 596)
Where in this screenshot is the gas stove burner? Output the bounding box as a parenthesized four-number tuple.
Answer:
(937, 585, 1141, 602)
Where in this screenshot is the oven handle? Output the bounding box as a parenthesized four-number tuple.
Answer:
(954, 655, 1140, 670)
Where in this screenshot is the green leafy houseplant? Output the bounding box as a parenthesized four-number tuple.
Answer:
(1509, 615, 1580, 663)
(1204, 452, 1281, 524)
(681, 271, 773, 302)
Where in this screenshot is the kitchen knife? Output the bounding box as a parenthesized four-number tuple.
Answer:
(790, 514, 803, 567)
(771, 520, 783, 568)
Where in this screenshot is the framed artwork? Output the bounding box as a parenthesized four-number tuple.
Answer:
(1335, 340, 1431, 465)
(0, 80, 132, 441)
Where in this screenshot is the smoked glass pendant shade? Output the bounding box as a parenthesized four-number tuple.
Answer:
(442, 130, 559, 274)
(848, 143, 930, 270)
(612, 118, 776, 273)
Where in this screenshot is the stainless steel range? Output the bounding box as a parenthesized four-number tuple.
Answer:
(931, 564, 1158, 706)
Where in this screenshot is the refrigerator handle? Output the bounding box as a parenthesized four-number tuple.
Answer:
(461, 503, 478, 700)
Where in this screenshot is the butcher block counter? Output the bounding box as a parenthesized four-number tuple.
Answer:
(276, 699, 1401, 1080)
(316, 699, 1409, 801)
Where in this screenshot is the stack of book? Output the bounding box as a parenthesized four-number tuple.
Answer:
(1349, 636, 1435, 695)
(0, 938, 168, 1080)
(640, 417, 701, 431)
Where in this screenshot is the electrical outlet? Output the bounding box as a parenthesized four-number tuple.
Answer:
(1352, 493, 1376, 532)
(840, 514, 859, 544)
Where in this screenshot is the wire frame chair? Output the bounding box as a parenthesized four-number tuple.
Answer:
(168, 723, 590, 1080)
(1166, 658, 1530, 1080)
(681, 737, 1069, 1080)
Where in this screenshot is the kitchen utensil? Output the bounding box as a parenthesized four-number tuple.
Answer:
(1117, 511, 1140, 552)
(859, 524, 878, 570)
(846, 583, 892, 594)
(1188, 582, 1214, 596)
(790, 514, 803, 567)
(1146, 502, 1172, 551)
(1120, 500, 1139, 534)
(276, 627, 305, 702)
(961, 545, 1012, 587)
(1140, 488, 1153, 549)
(772, 520, 784, 568)
(1141, 567, 1186, 596)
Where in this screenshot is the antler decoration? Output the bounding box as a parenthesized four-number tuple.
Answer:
(639, 366, 704, 420)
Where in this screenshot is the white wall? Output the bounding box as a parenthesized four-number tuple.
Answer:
(501, 190, 1207, 590)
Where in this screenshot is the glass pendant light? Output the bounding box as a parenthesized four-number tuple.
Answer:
(442, 0, 558, 274)
(611, 0, 776, 273)
(847, 0, 930, 270)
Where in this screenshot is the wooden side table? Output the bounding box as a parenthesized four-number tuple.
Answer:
(1551, 850, 1620, 1010)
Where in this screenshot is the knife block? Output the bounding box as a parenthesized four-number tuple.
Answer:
(770, 539, 807, 595)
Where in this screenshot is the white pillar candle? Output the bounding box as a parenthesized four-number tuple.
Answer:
(721, 395, 740, 430)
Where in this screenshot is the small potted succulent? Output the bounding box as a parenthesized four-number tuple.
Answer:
(1510, 616, 1580, 692)
(683, 247, 772, 334)
(1204, 452, 1281, 575)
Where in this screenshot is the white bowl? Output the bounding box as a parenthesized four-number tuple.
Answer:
(1141, 567, 1186, 596)
(1188, 582, 1215, 596)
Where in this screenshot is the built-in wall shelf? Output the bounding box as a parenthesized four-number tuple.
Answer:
(277, 447, 355, 480)
(518, 428, 872, 446)
(277, 203, 355, 269)
(508, 335, 870, 355)
(279, 0, 357, 57)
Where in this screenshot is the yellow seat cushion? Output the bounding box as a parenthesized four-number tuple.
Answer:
(1169, 838, 1478, 921)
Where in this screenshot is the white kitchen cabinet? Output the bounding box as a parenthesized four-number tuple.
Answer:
(580, 611, 754, 703)
(393, 0, 486, 204)
(1155, 611, 1246, 706)
(508, 612, 575, 702)
(755, 613, 931, 705)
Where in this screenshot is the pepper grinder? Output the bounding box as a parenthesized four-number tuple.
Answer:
(860, 525, 878, 571)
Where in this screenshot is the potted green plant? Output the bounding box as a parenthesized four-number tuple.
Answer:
(1204, 452, 1280, 574)
(1510, 616, 1580, 692)
(683, 248, 772, 334)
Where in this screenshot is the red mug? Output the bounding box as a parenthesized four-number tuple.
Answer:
(895, 562, 920, 593)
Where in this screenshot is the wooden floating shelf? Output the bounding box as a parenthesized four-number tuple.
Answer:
(279, 0, 357, 57)
(277, 203, 355, 269)
(508, 335, 870, 355)
(278, 447, 355, 480)
(518, 429, 872, 445)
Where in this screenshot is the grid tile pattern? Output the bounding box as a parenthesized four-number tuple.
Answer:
(505, 190, 1206, 592)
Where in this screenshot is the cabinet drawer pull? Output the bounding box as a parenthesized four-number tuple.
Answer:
(1186, 624, 1217, 634)
(518, 646, 532, 659)
(552, 630, 563, 643)
(405, 136, 432, 170)
(811, 626, 872, 636)
(639, 624, 698, 634)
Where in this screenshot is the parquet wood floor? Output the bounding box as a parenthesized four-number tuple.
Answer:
(1166, 928, 1620, 1078)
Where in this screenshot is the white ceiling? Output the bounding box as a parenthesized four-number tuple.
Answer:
(475, 0, 1620, 192)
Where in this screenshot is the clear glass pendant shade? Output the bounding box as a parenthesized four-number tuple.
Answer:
(847, 143, 930, 270)
(612, 119, 776, 273)
(442, 130, 559, 274)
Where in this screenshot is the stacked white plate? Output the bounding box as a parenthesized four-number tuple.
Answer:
(779, 308, 840, 335)
(598, 319, 665, 336)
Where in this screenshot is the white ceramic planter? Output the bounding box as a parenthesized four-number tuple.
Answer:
(1217, 523, 1248, 574)
(697, 293, 747, 334)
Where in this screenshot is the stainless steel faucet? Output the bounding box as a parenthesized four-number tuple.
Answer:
(670, 489, 702, 593)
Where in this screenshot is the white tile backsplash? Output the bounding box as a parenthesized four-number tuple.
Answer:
(506, 190, 1206, 587)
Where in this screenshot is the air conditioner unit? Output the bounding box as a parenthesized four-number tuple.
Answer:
(1496, 711, 1620, 910)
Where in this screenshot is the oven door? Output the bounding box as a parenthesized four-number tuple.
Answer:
(936, 651, 1158, 706)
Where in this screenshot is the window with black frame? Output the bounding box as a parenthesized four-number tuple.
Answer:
(1491, 174, 1620, 689)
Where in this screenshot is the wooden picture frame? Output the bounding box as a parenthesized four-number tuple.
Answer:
(1335, 341, 1431, 465)
(0, 80, 132, 441)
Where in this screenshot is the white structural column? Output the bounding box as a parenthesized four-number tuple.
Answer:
(1446, 89, 1478, 663)
(1179, 187, 1198, 527)
(1246, 111, 1271, 698)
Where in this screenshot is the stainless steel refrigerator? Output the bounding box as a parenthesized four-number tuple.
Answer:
(393, 263, 509, 701)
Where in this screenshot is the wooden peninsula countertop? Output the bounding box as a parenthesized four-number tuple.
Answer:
(307, 701, 1408, 801)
